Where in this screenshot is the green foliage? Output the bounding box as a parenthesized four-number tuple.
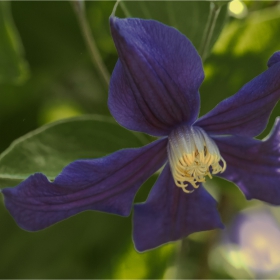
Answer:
(200, 4, 280, 139)
(118, 1, 228, 58)
(0, 1, 279, 279)
(0, 115, 147, 187)
(0, 199, 176, 278)
(0, 1, 29, 83)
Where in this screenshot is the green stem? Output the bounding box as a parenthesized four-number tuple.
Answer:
(174, 190, 232, 278)
(199, 2, 221, 61)
(194, 193, 231, 279)
(72, 1, 110, 88)
(194, 231, 216, 279)
(175, 238, 189, 279)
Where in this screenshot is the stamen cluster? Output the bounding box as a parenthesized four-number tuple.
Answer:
(168, 125, 226, 193)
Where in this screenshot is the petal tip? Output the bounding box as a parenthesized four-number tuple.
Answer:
(133, 240, 146, 253)
(209, 210, 225, 231)
(218, 222, 225, 230)
(109, 15, 117, 24)
(132, 228, 164, 253)
(245, 193, 252, 200)
(267, 51, 280, 68)
(109, 15, 123, 33)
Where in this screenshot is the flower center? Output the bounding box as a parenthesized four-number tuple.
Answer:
(168, 125, 226, 193)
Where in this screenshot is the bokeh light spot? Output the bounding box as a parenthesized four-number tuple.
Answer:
(228, 0, 248, 19)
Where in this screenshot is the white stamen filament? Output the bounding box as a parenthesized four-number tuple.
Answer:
(168, 125, 226, 193)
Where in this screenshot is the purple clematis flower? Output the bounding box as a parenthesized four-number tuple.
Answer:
(215, 208, 280, 278)
(2, 17, 280, 252)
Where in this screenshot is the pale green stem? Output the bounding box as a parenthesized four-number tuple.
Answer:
(174, 191, 230, 278)
(194, 193, 230, 279)
(119, 1, 131, 17)
(72, 1, 110, 88)
(199, 2, 221, 61)
(175, 238, 189, 279)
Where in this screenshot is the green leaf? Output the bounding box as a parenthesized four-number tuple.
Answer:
(0, 1, 29, 84)
(200, 4, 280, 138)
(0, 115, 147, 187)
(118, 1, 228, 57)
(213, 5, 280, 56)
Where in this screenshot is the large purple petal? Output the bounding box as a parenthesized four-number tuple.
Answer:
(2, 139, 167, 231)
(109, 17, 204, 136)
(196, 51, 280, 137)
(214, 117, 280, 204)
(133, 164, 223, 252)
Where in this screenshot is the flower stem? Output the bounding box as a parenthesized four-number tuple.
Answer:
(199, 1, 221, 61)
(72, 1, 110, 88)
(194, 192, 231, 279)
(175, 238, 189, 278)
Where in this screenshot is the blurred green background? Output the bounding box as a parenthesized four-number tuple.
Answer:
(0, 1, 280, 278)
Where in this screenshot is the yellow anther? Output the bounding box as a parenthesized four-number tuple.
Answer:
(168, 125, 226, 193)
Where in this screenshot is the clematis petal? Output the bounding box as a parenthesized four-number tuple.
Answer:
(2, 139, 167, 231)
(268, 51, 280, 68)
(109, 17, 204, 136)
(196, 52, 280, 137)
(214, 117, 280, 205)
(133, 164, 223, 252)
